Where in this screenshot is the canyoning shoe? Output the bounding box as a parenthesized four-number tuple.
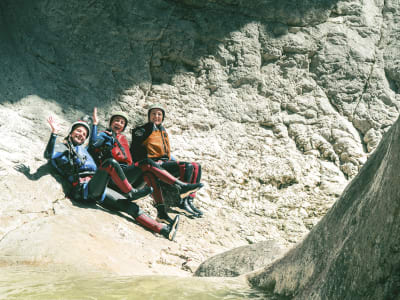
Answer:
(160, 215, 180, 241)
(156, 210, 174, 225)
(126, 186, 153, 201)
(187, 197, 203, 217)
(177, 183, 204, 199)
(175, 198, 199, 217)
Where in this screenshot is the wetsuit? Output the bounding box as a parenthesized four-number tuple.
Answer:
(44, 132, 167, 235)
(130, 122, 202, 200)
(90, 125, 187, 206)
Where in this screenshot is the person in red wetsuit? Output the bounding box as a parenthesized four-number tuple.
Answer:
(90, 109, 202, 224)
(130, 104, 204, 218)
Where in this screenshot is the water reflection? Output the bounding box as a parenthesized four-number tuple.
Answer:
(0, 266, 270, 299)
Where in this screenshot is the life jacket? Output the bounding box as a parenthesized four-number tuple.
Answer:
(142, 126, 170, 160)
(51, 141, 97, 184)
(131, 123, 170, 162)
(45, 133, 103, 202)
(111, 132, 133, 166)
(91, 131, 133, 166)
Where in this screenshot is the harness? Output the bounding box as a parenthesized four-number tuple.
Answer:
(66, 137, 85, 183)
(112, 131, 128, 161)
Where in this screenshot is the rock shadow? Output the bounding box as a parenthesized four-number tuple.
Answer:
(0, 0, 339, 112)
(14, 162, 137, 224)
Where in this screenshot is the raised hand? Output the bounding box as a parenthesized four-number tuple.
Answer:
(92, 107, 98, 125)
(47, 116, 61, 134)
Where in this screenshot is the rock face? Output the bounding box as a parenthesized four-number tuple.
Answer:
(245, 115, 400, 299)
(194, 240, 288, 277)
(0, 0, 399, 283)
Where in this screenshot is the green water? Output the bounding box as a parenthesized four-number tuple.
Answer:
(0, 266, 271, 299)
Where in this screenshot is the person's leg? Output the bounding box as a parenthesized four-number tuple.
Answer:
(161, 160, 202, 217)
(159, 160, 180, 178)
(160, 160, 193, 183)
(137, 159, 203, 198)
(188, 162, 201, 196)
(142, 171, 173, 224)
(160, 161, 199, 217)
(99, 188, 179, 241)
(186, 162, 203, 216)
(179, 161, 194, 183)
(122, 164, 143, 185)
(136, 213, 180, 241)
(99, 188, 142, 217)
(90, 158, 152, 200)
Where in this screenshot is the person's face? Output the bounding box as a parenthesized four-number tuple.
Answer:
(110, 116, 126, 134)
(70, 125, 88, 145)
(149, 109, 163, 125)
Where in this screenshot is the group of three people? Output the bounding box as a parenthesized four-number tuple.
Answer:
(44, 104, 204, 241)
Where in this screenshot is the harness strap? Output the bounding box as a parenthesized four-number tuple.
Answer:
(66, 137, 88, 183)
(112, 131, 128, 160)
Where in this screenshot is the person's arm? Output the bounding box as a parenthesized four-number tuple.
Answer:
(161, 125, 171, 160)
(89, 107, 99, 147)
(44, 116, 60, 159)
(44, 133, 57, 160)
(89, 108, 112, 148)
(130, 124, 150, 162)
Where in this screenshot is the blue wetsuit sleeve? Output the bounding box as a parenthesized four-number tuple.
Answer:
(92, 132, 109, 148)
(44, 133, 58, 160)
(89, 124, 98, 147)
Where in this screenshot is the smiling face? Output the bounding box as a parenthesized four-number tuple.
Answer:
(110, 116, 126, 134)
(149, 108, 164, 126)
(70, 125, 88, 145)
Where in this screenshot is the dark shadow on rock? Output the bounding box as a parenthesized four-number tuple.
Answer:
(159, 181, 181, 207)
(14, 162, 71, 194)
(0, 0, 339, 111)
(14, 163, 53, 181)
(14, 163, 137, 224)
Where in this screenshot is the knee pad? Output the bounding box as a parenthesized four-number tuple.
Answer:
(101, 158, 119, 168)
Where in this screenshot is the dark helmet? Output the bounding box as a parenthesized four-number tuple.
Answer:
(109, 111, 129, 131)
(147, 103, 165, 122)
(69, 120, 90, 140)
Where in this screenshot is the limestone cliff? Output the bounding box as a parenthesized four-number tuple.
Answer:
(244, 114, 400, 299)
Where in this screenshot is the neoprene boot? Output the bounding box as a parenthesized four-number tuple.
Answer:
(156, 204, 174, 224)
(175, 197, 199, 217)
(126, 185, 153, 201)
(186, 197, 203, 217)
(175, 182, 204, 199)
(160, 215, 180, 241)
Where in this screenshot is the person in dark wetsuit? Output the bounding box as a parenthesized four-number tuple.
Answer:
(44, 113, 179, 241)
(89, 108, 202, 225)
(130, 104, 204, 218)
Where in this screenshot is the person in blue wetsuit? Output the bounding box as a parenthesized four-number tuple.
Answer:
(44, 112, 179, 241)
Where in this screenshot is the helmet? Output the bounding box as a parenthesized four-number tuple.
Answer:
(109, 111, 129, 131)
(69, 120, 90, 140)
(147, 103, 165, 122)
